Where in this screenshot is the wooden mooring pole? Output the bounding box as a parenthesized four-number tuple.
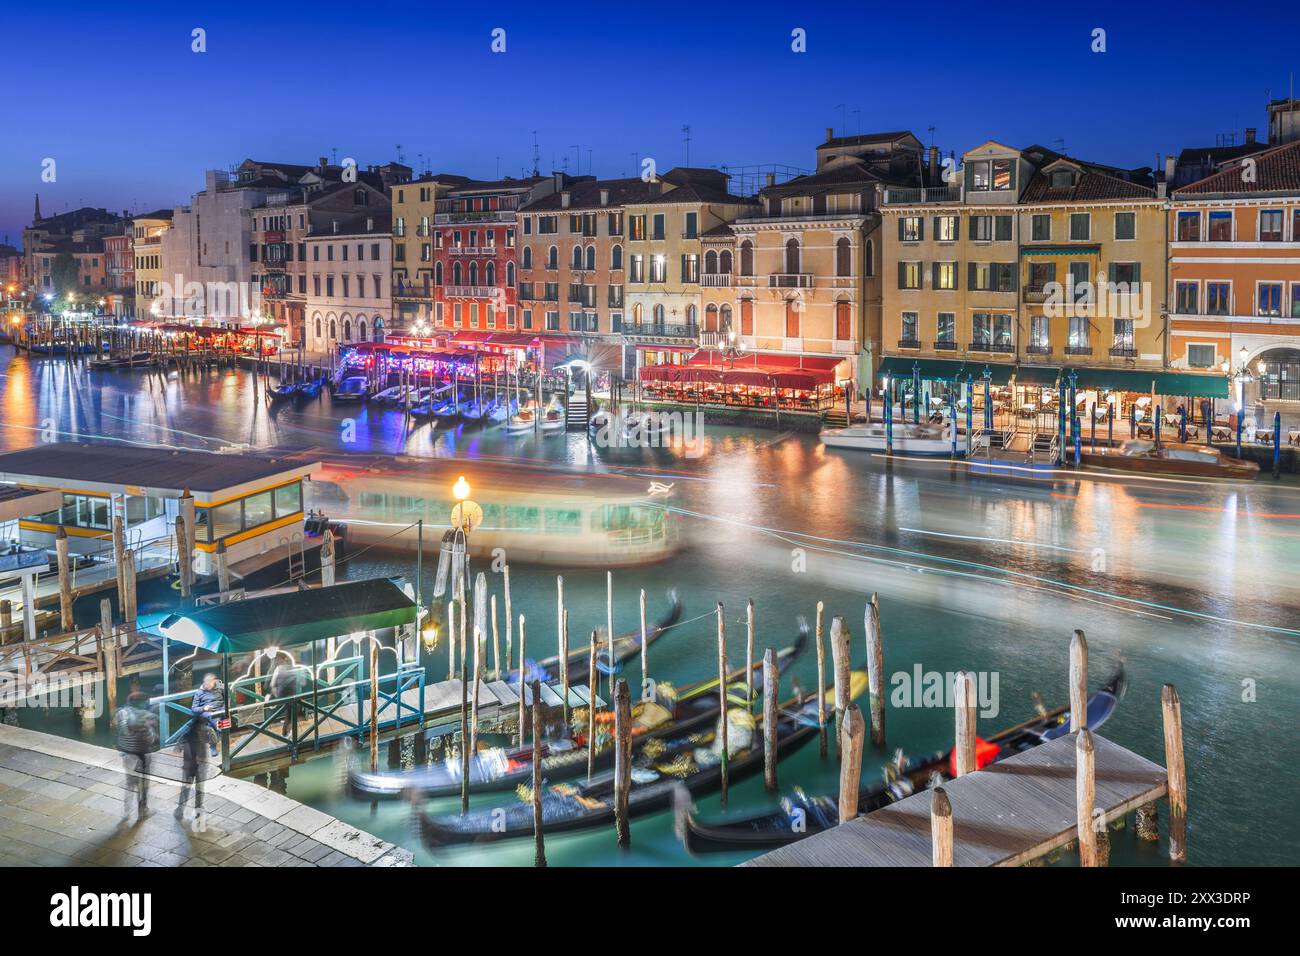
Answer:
(864, 593, 885, 747)
(112, 514, 125, 601)
(954, 671, 977, 776)
(1070, 629, 1088, 731)
(531, 680, 546, 867)
(175, 515, 191, 602)
(459, 652, 469, 815)
(1162, 684, 1187, 863)
(745, 599, 755, 705)
(99, 597, 117, 715)
(829, 615, 850, 758)
(605, 571, 615, 699)
(516, 615, 526, 747)
(490, 594, 500, 681)
(561, 608, 570, 728)
(587, 633, 597, 782)
(762, 647, 778, 792)
(55, 527, 73, 632)
(121, 550, 137, 623)
(503, 565, 513, 686)
(216, 541, 231, 593)
(1076, 727, 1098, 866)
(638, 588, 648, 693)
(838, 703, 865, 823)
(815, 600, 826, 758)
(613, 678, 631, 849)
(931, 787, 953, 867)
(716, 602, 728, 807)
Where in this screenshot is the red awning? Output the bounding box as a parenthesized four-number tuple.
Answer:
(487, 332, 539, 347)
(638, 362, 834, 390)
(449, 331, 494, 345)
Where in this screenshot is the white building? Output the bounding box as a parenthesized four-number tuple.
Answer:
(305, 212, 392, 354)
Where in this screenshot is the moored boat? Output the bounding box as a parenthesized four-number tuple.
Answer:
(678, 664, 1127, 854)
(820, 421, 958, 455)
(1081, 440, 1259, 480)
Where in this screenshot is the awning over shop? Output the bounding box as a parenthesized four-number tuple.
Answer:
(1021, 245, 1101, 257)
(1012, 365, 1061, 385)
(486, 332, 540, 347)
(875, 356, 1015, 385)
(1152, 372, 1230, 399)
(142, 577, 417, 654)
(638, 361, 837, 390)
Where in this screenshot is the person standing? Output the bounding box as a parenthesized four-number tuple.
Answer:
(175, 712, 206, 822)
(111, 692, 159, 820)
(191, 672, 225, 757)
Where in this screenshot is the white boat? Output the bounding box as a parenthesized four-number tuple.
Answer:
(820, 422, 959, 456)
(332, 376, 369, 402)
(506, 405, 538, 433)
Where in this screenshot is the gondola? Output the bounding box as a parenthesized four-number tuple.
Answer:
(678, 664, 1127, 854)
(295, 378, 324, 399)
(348, 620, 809, 800)
(418, 672, 866, 846)
(269, 383, 296, 402)
(518, 589, 683, 686)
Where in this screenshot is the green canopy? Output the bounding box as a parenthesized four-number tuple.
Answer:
(1151, 372, 1230, 399)
(150, 577, 417, 654)
(876, 356, 1015, 384)
(1012, 365, 1061, 385)
(1066, 367, 1227, 398)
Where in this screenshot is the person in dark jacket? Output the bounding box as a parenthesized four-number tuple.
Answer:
(269, 663, 307, 738)
(111, 692, 159, 819)
(191, 672, 225, 757)
(175, 711, 206, 821)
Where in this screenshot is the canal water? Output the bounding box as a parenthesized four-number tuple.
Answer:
(5, 354, 1298, 866)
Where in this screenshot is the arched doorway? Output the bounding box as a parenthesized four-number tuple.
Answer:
(1257, 347, 1300, 401)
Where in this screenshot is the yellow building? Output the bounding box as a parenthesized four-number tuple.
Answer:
(131, 209, 173, 318)
(390, 173, 469, 331)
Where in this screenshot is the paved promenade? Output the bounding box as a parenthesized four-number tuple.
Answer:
(0, 724, 413, 867)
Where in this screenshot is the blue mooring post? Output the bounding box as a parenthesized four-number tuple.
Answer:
(965, 374, 973, 457)
(885, 383, 893, 455)
(949, 384, 957, 457)
(983, 370, 993, 433)
(1154, 405, 1162, 449)
(1274, 411, 1282, 479)
(1108, 398, 1113, 447)
(1057, 377, 1067, 465)
(912, 363, 921, 425)
(1203, 400, 1212, 447)
(1069, 370, 1079, 465)
(1236, 410, 1243, 460)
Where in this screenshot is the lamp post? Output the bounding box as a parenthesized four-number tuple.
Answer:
(1231, 346, 1252, 460)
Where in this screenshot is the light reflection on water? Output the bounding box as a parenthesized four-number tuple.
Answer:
(4, 353, 1298, 866)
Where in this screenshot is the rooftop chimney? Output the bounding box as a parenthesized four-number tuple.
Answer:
(599, 189, 609, 206)
(765, 172, 776, 187)
(1165, 155, 1176, 183)
(826, 127, 835, 142)
(560, 191, 571, 209)
(1246, 127, 1257, 144)
(928, 146, 939, 180)
(319, 156, 328, 170)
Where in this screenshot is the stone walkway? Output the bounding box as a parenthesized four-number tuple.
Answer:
(0, 724, 413, 867)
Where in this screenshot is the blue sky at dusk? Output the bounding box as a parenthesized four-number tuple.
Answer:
(5, 0, 1298, 244)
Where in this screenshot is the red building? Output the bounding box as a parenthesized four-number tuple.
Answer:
(431, 176, 553, 334)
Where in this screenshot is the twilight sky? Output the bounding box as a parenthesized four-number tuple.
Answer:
(4, 0, 1297, 246)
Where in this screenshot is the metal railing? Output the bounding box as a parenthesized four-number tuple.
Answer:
(882, 185, 962, 204)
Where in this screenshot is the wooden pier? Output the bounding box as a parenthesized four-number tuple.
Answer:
(743, 731, 1167, 867)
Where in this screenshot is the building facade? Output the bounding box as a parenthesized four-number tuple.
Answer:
(303, 213, 392, 354)
(390, 173, 470, 333)
(1171, 139, 1300, 404)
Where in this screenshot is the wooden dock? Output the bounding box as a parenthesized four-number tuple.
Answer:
(743, 732, 1167, 867)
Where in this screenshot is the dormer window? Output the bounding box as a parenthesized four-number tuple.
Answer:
(970, 158, 1015, 191)
(1051, 169, 1075, 188)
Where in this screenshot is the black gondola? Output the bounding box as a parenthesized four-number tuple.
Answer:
(417, 671, 865, 847)
(677, 664, 1128, 854)
(349, 621, 809, 800)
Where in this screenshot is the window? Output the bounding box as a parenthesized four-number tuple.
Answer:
(972, 313, 992, 346)
(1293, 282, 1300, 318)
(611, 244, 623, 270)
(934, 215, 958, 242)
(243, 491, 274, 529)
(969, 158, 1013, 191)
(1207, 282, 1230, 315)
(898, 261, 921, 289)
(784, 238, 800, 274)
(1187, 344, 1216, 368)
(968, 262, 1016, 292)
(1176, 211, 1201, 242)
(969, 215, 992, 241)
(1114, 212, 1136, 240)
(211, 501, 242, 540)
(1030, 315, 1050, 350)
(900, 216, 923, 242)
(1208, 211, 1232, 241)
(835, 237, 852, 276)
(1260, 209, 1284, 242)
(1069, 213, 1090, 241)
(684, 212, 697, 239)
(628, 255, 644, 283)
(1068, 316, 1089, 350)
(1112, 319, 1135, 351)
(1258, 282, 1283, 316)
(1294, 209, 1300, 242)
(649, 254, 667, 283)
(935, 261, 957, 290)
(1175, 281, 1198, 314)
(522, 246, 532, 269)
(652, 214, 665, 240)
(1031, 214, 1051, 241)
(991, 159, 1013, 190)
(937, 312, 955, 344)
(1110, 262, 1141, 287)
(994, 215, 1013, 241)
(1069, 261, 1091, 304)
(681, 254, 699, 283)
(628, 215, 646, 240)
(1028, 261, 1055, 291)
(900, 311, 918, 343)
(740, 240, 754, 275)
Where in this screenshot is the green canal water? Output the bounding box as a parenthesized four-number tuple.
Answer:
(5, 354, 1298, 866)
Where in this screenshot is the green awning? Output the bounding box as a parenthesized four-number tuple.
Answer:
(1012, 365, 1061, 385)
(1152, 372, 1230, 399)
(876, 356, 1014, 384)
(1021, 245, 1101, 257)
(1067, 367, 1160, 391)
(144, 578, 417, 654)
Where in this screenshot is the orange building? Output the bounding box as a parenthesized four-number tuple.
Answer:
(1170, 140, 1300, 406)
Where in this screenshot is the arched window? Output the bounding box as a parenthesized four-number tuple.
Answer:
(435, 261, 443, 285)
(864, 239, 874, 277)
(611, 244, 622, 270)
(740, 240, 754, 276)
(314, 314, 322, 340)
(342, 316, 353, 342)
(469, 261, 478, 286)
(522, 246, 533, 269)
(720, 249, 733, 274)
(373, 317, 384, 343)
(784, 238, 801, 275)
(329, 318, 337, 340)
(632, 302, 643, 325)
(720, 303, 733, 332)
(835, 237, 852, 277)
(652, 304, 665, 325)
(452, 261, 462, 285)
(784, 297, 800, 338)
(704, 250, 718, 274)
(705, 303, 718, 331)
(686, 304, 698, 327)
(358, 318, 368, 342)
(572, 245, 583, 269)
(485, 261, 495, 287)
(505, 261, 515, 287)
(585, 245, 596, 271)
(547, 245, 558, 269)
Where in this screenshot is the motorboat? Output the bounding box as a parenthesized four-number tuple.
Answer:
(820, 421, 959, 455)
(332, 376, 369, 403)
(1080, 439, 1259, 480)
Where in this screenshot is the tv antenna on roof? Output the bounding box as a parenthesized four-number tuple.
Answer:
(835, 104, 846, 135)
(395, 143, 405, 164)
(682, 124, 692, 166)
(331, 147, 338, 165)
(531, 132, 540, 176)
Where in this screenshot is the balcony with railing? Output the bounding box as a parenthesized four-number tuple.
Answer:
(882, 185, 962, 205)
(393, 280, 433, 298)
(622, 322, 698, 339)
(969, 340, 1014, 354)
(443, 286, 502, 299)
(1026, 343, 1052, 356)
(768, 273, 813, 289)
(701, 273, 733, 287)
(448, 246, 497, 256)
(1109, 343, 1137, 358)
(933, 340, 958, 351)
(1065, 344, 1092, 356)
(897, 338, 922, 350)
